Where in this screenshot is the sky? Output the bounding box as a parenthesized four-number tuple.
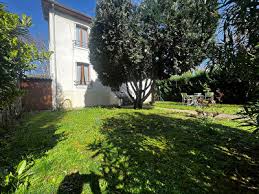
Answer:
(2, 0, 224, 45)
(1, 0, 224, 70)
(1, 0, 96, 43)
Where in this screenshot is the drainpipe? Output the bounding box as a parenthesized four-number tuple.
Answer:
(51, 1, 58, 109)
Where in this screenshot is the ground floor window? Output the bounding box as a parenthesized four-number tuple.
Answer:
(76, 63, 90, 85)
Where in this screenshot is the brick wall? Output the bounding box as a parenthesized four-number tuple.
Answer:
(21, 78, 52, 111)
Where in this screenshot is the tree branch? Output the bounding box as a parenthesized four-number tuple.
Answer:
(144, 80, 153, 91)
(142, 86, 152, 103)
(126, 82, 135, 102)
(142, 79, 148, 98)
(129, 81, 137, 94)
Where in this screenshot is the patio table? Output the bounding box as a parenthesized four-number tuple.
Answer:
(188, 94, 204, 106)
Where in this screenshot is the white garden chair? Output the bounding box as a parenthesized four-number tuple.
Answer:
(181, 93, 192, 105)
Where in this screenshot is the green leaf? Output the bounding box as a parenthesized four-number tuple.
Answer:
(17, 160, 27, 176)
(9, 50, 18, 58)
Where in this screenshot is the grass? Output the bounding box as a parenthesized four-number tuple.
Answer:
(154, 101, 243, 115)
(0, 108, 258, 193)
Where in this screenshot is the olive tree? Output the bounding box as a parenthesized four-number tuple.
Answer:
(90, 0, 219, 108)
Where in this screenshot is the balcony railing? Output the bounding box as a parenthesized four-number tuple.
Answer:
(73, 40, 88, 49)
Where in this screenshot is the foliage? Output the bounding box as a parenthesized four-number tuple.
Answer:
(156, 68, 254, 104)
(1, 108, 258, 193)
(213, 0, 259, 132)
(239, 43, 259, 133)
(90, 0, 219, 108)
(210, 0, 259, 100)
(241, 100, 259, 134)
(0, 4, 51, 110)
(90, 0, 151, 109)
(0, 160, 30, 193)
(156, 70, 211, 101)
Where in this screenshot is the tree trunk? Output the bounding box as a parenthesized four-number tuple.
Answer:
(126, 79, 153, 109)
(150, 81, 156, 105)
(133, 92, 143, 109)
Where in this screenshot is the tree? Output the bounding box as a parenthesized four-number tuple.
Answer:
(240, 42, 259, 133)
(0, 4, 50, 109)
(210, 0, 259, 132)
(211, 0, 259, 97)
(90, 0, 219, 108)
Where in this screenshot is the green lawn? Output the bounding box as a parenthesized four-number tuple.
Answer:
(1, 108, 258, 193)
(154, 101, 243, 115)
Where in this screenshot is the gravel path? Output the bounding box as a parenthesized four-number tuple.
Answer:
(156, 107, 240, 120)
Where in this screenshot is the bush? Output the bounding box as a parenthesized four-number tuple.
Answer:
(0, 160, 31, 193)
(156, 70, 210, 102)
(156, 69, 250, 104)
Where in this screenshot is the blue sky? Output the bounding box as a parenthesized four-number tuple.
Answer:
(1, 0, 96, 43)
(2, 0, 223, 70)
(2, 0, 224, 44)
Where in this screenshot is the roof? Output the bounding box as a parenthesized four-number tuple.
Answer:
(25, 74, 52, 80)
(42, 0, 92, 24)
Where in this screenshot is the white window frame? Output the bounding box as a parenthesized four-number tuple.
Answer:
(74, 62, 91, 86)
(73, 22, 90, 50)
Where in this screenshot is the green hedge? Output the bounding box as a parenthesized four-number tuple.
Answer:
(156, 70, 249, 104)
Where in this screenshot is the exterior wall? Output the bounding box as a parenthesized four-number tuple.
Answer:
(49, 9, 120, 108)
(21, 79, 52, 111)
(121, 80, 153, 104)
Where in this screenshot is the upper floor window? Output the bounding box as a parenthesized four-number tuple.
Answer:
(76, 63, 90, 85)
(75, 25, 88, 48)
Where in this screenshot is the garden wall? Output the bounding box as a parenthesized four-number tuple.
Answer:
(21, 78, 52, 111)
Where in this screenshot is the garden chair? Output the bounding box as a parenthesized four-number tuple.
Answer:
(205, 92, 215, 103)
(181, 93, 191, 105)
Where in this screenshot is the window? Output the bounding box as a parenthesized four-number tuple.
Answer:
(76, 63, 90, 85)
(75, 25, 88, 48)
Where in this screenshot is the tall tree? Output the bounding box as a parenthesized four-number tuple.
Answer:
(211, 0, 259, 132)
(90, 0, 219, 108)
(212, 0, 259, 98)
(0, 4, 50, 109)
(241, 43, 259, 133)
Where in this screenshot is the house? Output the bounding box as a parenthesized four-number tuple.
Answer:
(42, 0, 122, 108)
(42, 0, 151, 109)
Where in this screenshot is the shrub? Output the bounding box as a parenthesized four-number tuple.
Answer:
(0, 160, 31, 193)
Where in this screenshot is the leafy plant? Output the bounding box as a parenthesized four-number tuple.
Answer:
(156, 70, 210, 101)
(241, 101, 259, 134)
(202, 83, 211, 93)
(0, 4, 51, 110)
(239, 43, 259, 133)
(0, 160, 31, 193)
(210, 0, 259, 103)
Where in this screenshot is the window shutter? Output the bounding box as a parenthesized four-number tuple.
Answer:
(76, 64, 81, 83)
(86, 29, 88, 48)
(76, 26, 80, 45)
(75, 25, 88, 48)
(82, 29, 87, 48)
(84, 65, 89, 82)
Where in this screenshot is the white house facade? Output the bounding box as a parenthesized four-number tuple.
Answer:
(42, 0, 151, 109)
(42, 0, 122, 108)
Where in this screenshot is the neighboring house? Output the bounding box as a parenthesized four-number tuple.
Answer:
(42, 0, 151, 109)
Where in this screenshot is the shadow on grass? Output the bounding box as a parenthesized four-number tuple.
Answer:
(57, 172, 101, 194)
(0, 111, 66, 171)
(89, 112, 259, 194)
